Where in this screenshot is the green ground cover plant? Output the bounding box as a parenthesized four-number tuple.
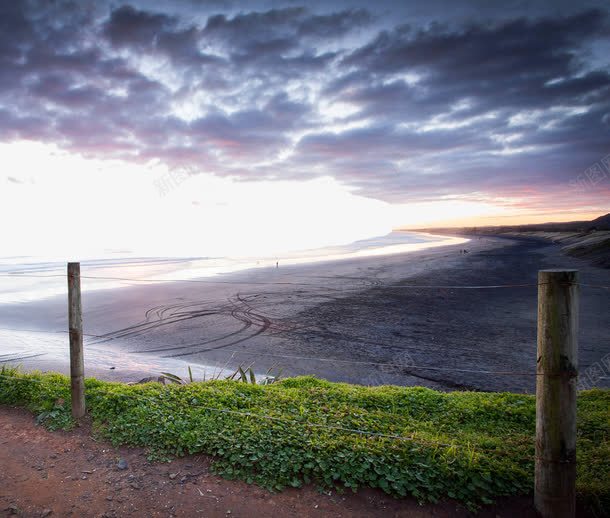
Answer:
(0, 366, 607, 513)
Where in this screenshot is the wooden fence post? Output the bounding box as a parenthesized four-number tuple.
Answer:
(68, 262, 85, 418)
(535, 269, 579, 518)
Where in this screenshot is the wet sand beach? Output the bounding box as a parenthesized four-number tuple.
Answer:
(1, 235, 608, 392)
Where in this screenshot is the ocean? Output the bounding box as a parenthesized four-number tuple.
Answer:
(0, 231, 454, 304)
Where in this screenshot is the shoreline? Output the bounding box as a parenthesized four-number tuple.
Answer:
(1, 234, 608, 392)
(0, 231, 465, 305)
(0, 234, 475, 382)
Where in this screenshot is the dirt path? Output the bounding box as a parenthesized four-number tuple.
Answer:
(0, 406, 542, 518)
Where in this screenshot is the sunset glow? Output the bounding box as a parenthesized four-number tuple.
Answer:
(1, 1, 609, 257)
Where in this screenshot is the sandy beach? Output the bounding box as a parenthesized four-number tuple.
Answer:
(1, 234, 608, 393)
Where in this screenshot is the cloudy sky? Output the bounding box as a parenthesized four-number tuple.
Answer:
(1, 0, 609, 256)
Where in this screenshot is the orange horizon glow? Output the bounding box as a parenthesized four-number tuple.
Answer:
(3, 141, 608, 258)
(398, 210, 609, 230)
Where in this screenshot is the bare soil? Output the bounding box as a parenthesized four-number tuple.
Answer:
(0, 405, 543, 518)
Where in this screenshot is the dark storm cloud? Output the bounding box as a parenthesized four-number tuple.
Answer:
(344, 10, 606, 75)
(199, 8, 356, 76)
(0, 0, 609, 209)
(104, 5, 221, 66)
(312, 8, 610, 203)
(297, 9, 371, 38)
(202, 7, 370, 45)
(336, 10, 610, 114)
(104, 5, 177, 47)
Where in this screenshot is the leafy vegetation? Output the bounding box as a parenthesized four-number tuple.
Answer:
(161, 364, 282, 385)
(0, 365, 608, 513)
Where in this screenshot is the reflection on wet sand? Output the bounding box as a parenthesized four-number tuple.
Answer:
(0, 329, 231, 382)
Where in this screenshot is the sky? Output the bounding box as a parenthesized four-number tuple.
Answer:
(1, 0, 609, 257)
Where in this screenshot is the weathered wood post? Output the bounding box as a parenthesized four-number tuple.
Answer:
(68, 262, 85, 418)
(535, 270, 579, 518)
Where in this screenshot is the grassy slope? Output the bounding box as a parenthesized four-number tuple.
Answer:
(511, 230, 610, 268)
(0, 368, 608, 513)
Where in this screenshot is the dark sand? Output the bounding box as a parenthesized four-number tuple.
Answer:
(1, 235, 608, 392)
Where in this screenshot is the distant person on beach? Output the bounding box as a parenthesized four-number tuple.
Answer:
(276, 261, 278, 268)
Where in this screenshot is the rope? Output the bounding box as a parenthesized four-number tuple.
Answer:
(0, 272, 541, 289)
(0, 325, 603, 375)
(7, 272, 607, 290)
(0, 353, 47, 363)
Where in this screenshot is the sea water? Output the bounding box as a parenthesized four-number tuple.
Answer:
(0, 231, 457, 304)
